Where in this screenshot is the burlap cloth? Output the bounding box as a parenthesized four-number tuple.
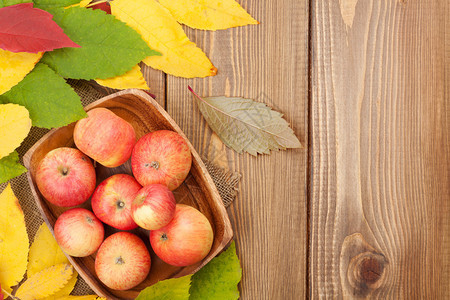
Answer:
(1, 80, 241, 296)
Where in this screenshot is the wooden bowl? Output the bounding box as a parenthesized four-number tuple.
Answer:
(23, 89, 233, 299)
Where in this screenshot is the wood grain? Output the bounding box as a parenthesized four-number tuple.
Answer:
(161, 0, 309, 299)
(311, 0, 450, 298)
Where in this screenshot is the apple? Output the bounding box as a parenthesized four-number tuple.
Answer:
(131, 184, 176, 230)
(36, 147, 96, 207)
(95, 232, 151, 290)
(131, 130, 192, 190)
(74, 107, 136, 168)
(149, 204, 214, 266)
(91, 174, 142, 230)
(54, 208, 104, 257)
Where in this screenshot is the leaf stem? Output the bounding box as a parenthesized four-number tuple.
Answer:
(1, 287, 19, 300)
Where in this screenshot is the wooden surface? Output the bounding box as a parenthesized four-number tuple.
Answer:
(311, 0, 450, 298)
(136, 0, 450, 298)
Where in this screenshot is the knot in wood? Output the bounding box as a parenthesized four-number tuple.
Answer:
(359, 257, 382, 284)
(347, 251, 387, 296)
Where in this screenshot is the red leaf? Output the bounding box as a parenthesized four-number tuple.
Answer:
(90, 1, 111, 14)
(0, 3, 80, 53)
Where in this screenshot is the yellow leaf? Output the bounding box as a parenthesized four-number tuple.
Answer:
(27, 223, 69, 277)
(111, 0, 217, 78)
(159, 0, 259, 30)
(41, 271, 78, 300)
(66, 0, 91, 8)
(54, 296, 106, 300)
(0, 49, 42, 95)
(0, 103, 32, 159)
(15, 264, 73, 300)
(0, 184, 29, 297)
(95, 64, 150, 90)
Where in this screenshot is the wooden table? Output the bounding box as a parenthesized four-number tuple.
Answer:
(138, 0, 449, 298)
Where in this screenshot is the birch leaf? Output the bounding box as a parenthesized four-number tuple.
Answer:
(189, 87, 301, 156)
(27, 223, 68, 277)
(0, 49, 42, 95)
(15, 264, 73, 300)
(111, 0, 217, 78)
(41, 270, 78, 300)
(159, 0, 258, 31)
(95, 64, 149, 90)
(0, 184, 29, 297)
(0, 103, 31, 159)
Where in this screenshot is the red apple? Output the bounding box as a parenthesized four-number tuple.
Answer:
(91, 174, 141, 230)
(74, 108, 136, 168)
(36, 147, 96, 207)
(131, 184, 176, 230)
(150, 204, 214, 266)
(131, 130, 192, 190)
(54, 208, 104, 257)
(95, 232, 151, 290)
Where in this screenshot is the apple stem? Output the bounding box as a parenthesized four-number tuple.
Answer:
(150, 161, 160, 170)
(115, 256, 125, 265)
(161, 233, 168, 241)
(61, 167, 69, 176)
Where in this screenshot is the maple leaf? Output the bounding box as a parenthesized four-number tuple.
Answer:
(0, 151, 27, 184)
(0, 103, 31, 159)
(0, 63, 86, 129)
(0, 184, 29, 297)
(111, 0, 217, 78)
(96, 64, 150, 90)
(41, 6, 160, 80)
(0, 49, 43, 95)
(159, 0, 259, 31)
(15, 264, 73, 300)
(0, 3, 80, 53)
(189, 87, 301, 155)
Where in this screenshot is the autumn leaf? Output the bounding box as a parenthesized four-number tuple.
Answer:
(65, 0, 91, 9)
(159, 0, 259, 30)
(0, 3, 80, 53)
(28, 223, 69, 277)
(0, 103, 31, 159)
(41, 6, 159, 80)
(34, 0, 81, 10)
(0, 184, 29, 297)
(0, 63, 86, 129)
(111, 0, 217, 78)
(0, 0, 30, 9)
(15, 264, 73, 300)
(95, 64, 149, 90)
(189, 241, 241, 300)
(189, 87, 301, 155)
(41, 270, 78, 300)
(135, 276, 191, 300)
(0, 151, 27, 184)
(55, 296, 106, 300)
(0, 49, 42, 95)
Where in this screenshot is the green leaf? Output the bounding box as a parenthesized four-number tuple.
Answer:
(189, 87, 302, 156)
(0, 0, 30, 8)
(1, 63, 86, 129)
(189, 241, 241, 300)
(41, 7, 160, 80)
(0, 151, 27, 184)
(33, 0, 79, 9)
(136, 275, 191, 300)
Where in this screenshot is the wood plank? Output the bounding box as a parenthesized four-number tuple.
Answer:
(165, 0, 309, 298)
(310, 0, 450, 298)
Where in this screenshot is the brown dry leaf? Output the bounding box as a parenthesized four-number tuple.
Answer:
(111, 0, 217, 78)
(15, 264, 73, 300)
(0, 49, 42, 95)
(27, 223, 69, 277)
(159, 0, 258, 30)
(95, 64, 149, 90)
(190, 88, 301, 155)
(0, 184, 29, 297)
